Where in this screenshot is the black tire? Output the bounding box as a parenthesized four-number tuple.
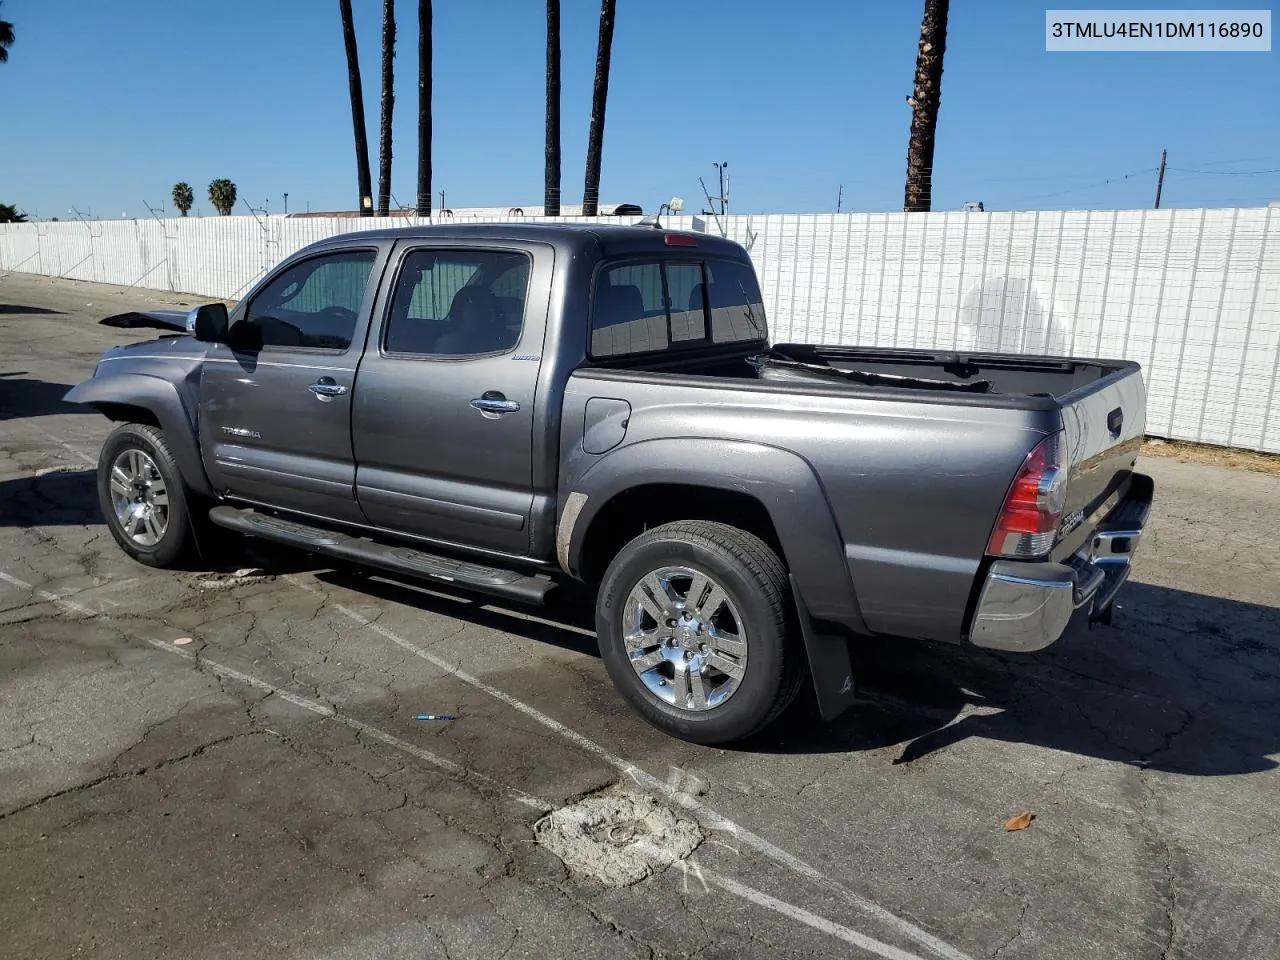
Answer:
(595, 520, 807, 745)
(97, 423, 200, 569)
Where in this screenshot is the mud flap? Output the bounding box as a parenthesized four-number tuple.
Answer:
(790, 575, 857, 722)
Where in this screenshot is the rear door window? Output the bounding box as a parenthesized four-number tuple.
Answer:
(383, 249, 530, 357)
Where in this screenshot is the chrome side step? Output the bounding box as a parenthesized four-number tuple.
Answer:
(208, 505, 557, 605)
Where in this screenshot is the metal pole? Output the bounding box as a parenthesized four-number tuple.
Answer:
(283, 193, 289, 215)
(837, 184, 844, 213)
(1154, 149, 1167, 209)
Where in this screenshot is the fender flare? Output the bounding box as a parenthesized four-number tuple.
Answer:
(63, 374, 213, 497)
(564, 438, 866, 632)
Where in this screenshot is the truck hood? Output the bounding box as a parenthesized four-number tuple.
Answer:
(100, 308, 194, 333)
(97, 334, 207, 366)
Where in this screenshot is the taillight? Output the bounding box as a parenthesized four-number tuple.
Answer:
(663, 233, 698, 247)
(987, 432, 1069, 558)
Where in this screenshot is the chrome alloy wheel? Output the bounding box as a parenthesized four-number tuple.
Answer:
(622, 566, 748, 711)
(108, 448, 169, 546)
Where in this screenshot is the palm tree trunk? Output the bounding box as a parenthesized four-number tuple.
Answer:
(377, 0, 396, 217)
(903, 0, 949, 212)
(581, 0, 616, 217)
(544, 0, 561, 216)
(339, 0, 374, 216)
(415, 0, 433, 217)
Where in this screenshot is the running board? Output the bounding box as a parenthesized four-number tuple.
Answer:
(207, 506, 557, 605)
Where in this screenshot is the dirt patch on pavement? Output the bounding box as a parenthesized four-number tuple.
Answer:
(1143, 438, 1280, 476)
(534, 785, 704, 887)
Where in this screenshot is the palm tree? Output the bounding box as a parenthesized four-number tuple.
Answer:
(208, 179, 238, 216)
(339, 0, 374, 216)
(171, 182, 195, 217)
(903, 0, 950, 212)
(0, 203, 27, 223)
(0, 2, 14, 63)
(415, 0, 432, 217)
(581, 0, 617, 217)
(377, 0, 396, 217)
(544, 0, 561, 216)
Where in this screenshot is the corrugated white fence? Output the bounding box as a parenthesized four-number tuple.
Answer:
(2, 207, 1278, 453)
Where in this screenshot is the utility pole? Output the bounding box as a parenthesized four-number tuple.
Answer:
(438, 187, 446, 212)
(713, 162, 728, 216)
(283, 193, 289, 215)
(837, 184, 844, 213)
(1154, 149, 1167, 209)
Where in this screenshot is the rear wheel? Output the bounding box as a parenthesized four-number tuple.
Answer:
(98, 423, 198, 568)
(595, 520, 806, 745)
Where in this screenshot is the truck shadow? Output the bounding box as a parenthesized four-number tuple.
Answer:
(0, 372, 88, 421)
(0, 470, 100, 526)
(0, 303, 65, 316)
(765, 580, 1280, 777)
(320, 566, 1280, 778)
(3, 472, 1271, 777)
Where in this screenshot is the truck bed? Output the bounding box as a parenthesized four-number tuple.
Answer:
(592, 340, 1138, 403)
(572, 339, 1147, 643)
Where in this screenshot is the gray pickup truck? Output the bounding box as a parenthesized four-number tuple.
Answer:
(65, 222, 1153, 744)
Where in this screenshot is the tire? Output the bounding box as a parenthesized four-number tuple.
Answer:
(97, 423, 200, 569)
(595, 520, 807, 745)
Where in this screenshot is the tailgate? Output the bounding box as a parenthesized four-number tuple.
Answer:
(1053, 364, 1147, 560)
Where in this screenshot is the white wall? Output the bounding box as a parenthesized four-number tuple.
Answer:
(3, 207, 1278, 453)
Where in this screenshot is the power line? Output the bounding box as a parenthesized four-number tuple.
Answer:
(1168, 167, 1280, 177)
(1005, 167, 1158, 205)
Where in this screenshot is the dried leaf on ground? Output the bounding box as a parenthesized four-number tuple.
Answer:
(1004, 811, 1035, 832)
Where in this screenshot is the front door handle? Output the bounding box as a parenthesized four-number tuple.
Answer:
(470, 391, 521, 418)
(309, 377, 348, 401)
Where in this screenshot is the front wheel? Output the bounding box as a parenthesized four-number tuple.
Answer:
(595, 520, 806, 745)
(97, 423, 199, 569)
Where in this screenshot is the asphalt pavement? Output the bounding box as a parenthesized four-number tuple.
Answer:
(2, 274, 1279, 960)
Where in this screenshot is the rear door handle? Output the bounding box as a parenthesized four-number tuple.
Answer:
(470, 391, 520, 417)
(309, 377, 348, 401)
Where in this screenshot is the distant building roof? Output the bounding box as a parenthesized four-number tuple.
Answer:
(288, 202, 644, 219)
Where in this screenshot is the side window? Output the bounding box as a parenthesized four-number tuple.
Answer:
(384, 249, 530, 357)
(242, 250, 377, 350)
(704, 259, 768, 343)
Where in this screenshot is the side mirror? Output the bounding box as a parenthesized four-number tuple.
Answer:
(189, 303, 229, 343)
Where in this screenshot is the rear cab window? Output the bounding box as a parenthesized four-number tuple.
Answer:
(590, 256, 767, 359)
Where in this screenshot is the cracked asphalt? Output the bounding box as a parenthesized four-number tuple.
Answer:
(2, 274, 1279, 960)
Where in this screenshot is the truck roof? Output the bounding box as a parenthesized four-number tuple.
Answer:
(302, 221, 751, 261)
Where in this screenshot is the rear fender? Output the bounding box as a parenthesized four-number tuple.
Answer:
(564, 438, 865, 721)
(63, 374, 213, 497)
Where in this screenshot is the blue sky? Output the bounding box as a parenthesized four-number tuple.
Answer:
(2, 0, 1277, 217)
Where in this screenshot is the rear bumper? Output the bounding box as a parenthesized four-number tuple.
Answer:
(968, 473, 1153, 653)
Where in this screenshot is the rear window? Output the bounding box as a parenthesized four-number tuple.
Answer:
(590, 257, 766, 359)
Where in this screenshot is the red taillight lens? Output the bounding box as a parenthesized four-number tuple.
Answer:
(663, 233, 697, 247)
(987, 433, 1069, 558)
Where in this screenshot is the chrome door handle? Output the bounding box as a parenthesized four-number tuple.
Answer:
(470, 395, 520, 416)
(309, 377, 348, 401)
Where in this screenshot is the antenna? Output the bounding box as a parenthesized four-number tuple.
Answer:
(698, 178, 726, 236)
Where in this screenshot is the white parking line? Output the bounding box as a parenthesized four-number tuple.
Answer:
(7, 425, 978, 960)
(2, 567, 943, 960)
(144, 639, 554, 813)
(288, 574, 976, 960)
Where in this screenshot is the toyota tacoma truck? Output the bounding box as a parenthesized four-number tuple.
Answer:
(65, 222, 1153, 744)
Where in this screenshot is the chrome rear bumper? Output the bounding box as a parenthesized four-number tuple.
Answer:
(969, 473, 1152, 653)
